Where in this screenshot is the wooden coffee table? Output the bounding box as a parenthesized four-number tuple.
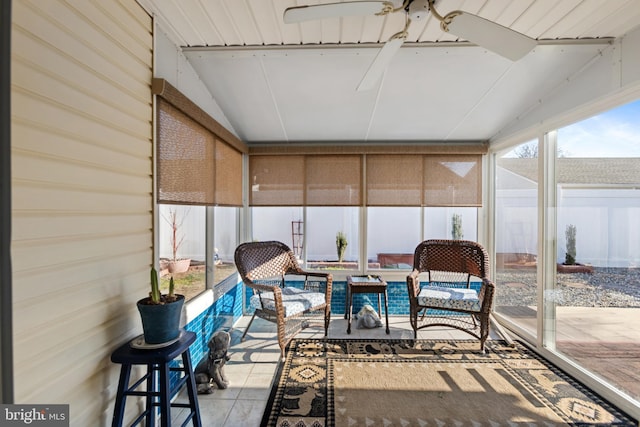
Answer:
(345, 275, 390, 334)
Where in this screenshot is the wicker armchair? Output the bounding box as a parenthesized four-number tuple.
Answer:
(234, 241, 332, 358)
(406, 239, 495, 352)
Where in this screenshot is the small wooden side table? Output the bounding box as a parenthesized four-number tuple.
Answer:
(345, 275, 390, 335)
(110, 330, 201, 427)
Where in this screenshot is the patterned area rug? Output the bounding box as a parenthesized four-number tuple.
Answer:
(261, 339, 636, 426)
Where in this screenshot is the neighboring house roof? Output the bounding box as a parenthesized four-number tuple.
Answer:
(498, 158, 640, 185)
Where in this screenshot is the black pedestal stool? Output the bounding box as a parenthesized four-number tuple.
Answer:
(110, 331, 202, 427)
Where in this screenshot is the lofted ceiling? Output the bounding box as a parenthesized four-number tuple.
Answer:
(138, 0, 640, 144)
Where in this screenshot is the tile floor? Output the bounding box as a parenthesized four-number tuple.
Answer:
(175, 315, 499, 427)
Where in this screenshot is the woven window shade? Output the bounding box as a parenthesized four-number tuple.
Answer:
(250, 155, 304, 206)
(367, 155, 423, 206)
(306, 155, 361, 206)
(157, 99, 215, 205)
(215, 139, 243, 206)
(423, 154, 482, 206)
(248, 153, 481, 207)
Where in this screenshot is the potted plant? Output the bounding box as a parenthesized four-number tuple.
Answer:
(136, 267, 185, 344)
(336, 231, 348, 263)
(164, 207, 191, 274)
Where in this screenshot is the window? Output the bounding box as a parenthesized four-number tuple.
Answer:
(424, 207, 478, 241)
(158, 204, 206, 300)
(367, 207, 420, 269)
(307, 207, 359, 270)
(157, 205, 238, 299)
(213, 206, 238, 285)
(492, 99, 640, 402)
(494, 139, 539, 338)
(249, 149, 485, 272)
(553, 100, 640, 400)
(154, 79, 245, 301)
(251, 206, 304, 248)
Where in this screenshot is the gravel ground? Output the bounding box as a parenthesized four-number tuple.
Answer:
(496, 267, 640, 308)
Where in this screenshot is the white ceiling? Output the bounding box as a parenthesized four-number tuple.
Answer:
(139, 0, 640, 144)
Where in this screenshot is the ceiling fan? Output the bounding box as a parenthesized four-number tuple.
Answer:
(283, 0, 537, 91)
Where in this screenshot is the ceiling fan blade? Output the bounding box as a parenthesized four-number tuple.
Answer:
(357, 37, 404, 92)
(284, 1, 390, 24)
(445, 12, 536, 61)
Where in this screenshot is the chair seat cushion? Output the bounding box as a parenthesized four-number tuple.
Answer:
(417, 286, 481, 312)
(250, 287, 326, 317)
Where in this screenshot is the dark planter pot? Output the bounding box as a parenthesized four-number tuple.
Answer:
(136, 294, 185, 344)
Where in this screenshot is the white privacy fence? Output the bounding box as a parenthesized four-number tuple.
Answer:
(496, 175, 640, 268)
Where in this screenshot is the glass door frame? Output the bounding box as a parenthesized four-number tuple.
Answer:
(489, 128, 640, 419)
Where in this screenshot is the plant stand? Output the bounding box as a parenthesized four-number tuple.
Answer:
(110, 331, 201, 427)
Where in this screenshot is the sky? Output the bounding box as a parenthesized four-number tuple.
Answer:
(505, 98, 640, 158)
(558, 99, 640, 158)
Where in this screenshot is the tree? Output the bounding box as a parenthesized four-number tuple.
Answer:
(514, 143, 538, 158)
(163, 207, 191, 262)
(513, 143, 569, 158)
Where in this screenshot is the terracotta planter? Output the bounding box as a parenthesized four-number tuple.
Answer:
(167, 258, 191, 274)
(557, 263, 594, 274)
(136, 294, 185, 344)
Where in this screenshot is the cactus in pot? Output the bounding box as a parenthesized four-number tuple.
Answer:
(137, 267, 184, 344)
(148, 267, 179, 304)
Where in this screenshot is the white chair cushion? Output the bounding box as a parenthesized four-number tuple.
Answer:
(250, 287, 326, 317)
(417, 286, 481, 312)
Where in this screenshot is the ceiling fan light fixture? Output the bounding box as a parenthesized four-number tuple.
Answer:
(442, 11, 537, 61)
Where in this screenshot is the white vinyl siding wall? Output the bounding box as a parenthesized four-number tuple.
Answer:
(11, 0, 152, 425)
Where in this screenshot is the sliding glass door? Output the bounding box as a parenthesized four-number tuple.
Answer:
(553, 100, 640, 401)
(495, 99, 640, 403)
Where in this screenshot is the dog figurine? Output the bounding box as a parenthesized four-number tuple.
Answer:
(194, 330, 231, 393)
(356, 304, 383, 329)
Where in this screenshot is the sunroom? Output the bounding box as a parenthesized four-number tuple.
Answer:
(3, 0, 640, 425)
